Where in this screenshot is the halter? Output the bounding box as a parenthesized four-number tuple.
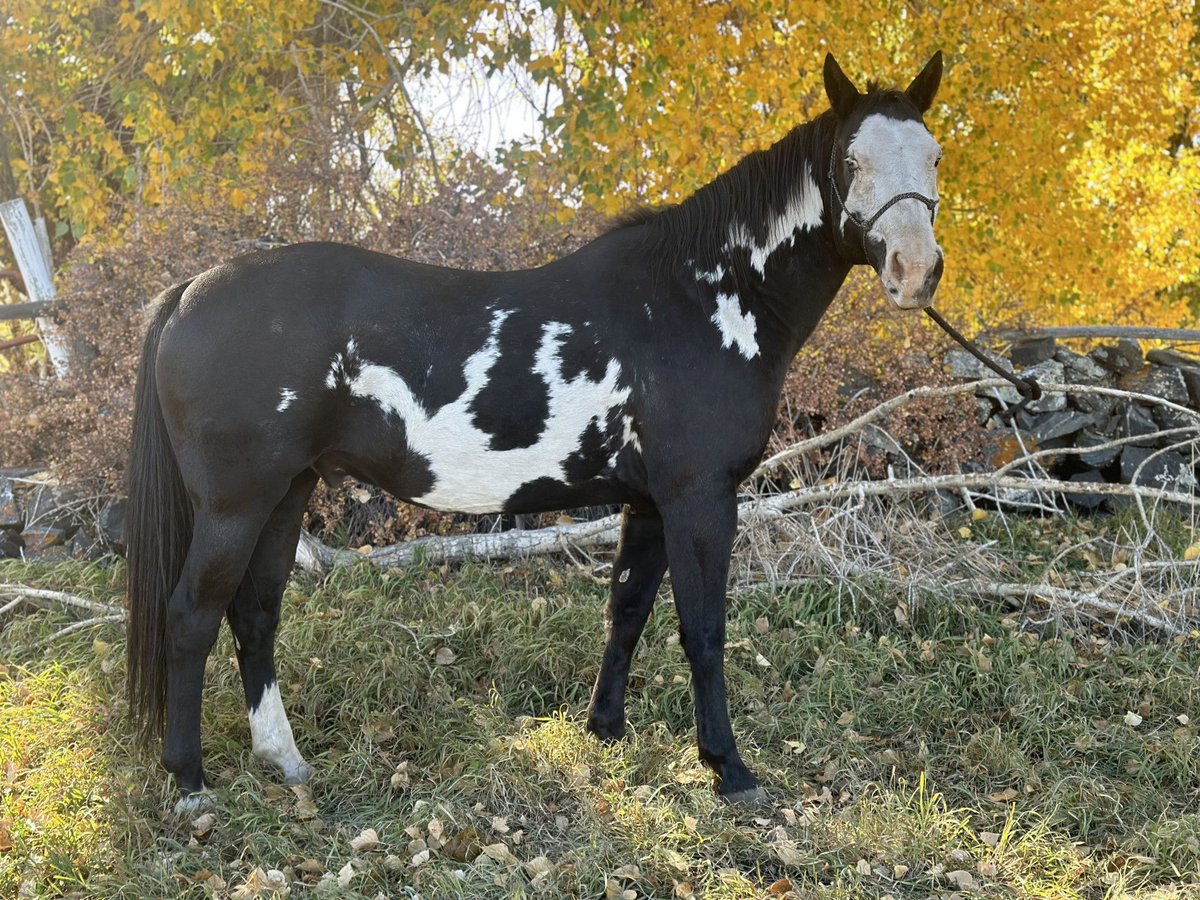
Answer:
(827, 141, 939, 260)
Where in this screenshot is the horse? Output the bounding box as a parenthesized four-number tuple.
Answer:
(125, 51, 946, 811)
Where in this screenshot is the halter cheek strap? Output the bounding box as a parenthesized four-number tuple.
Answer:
(827, 142, 939, 261)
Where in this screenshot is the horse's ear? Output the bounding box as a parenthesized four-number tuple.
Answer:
(823, 53, 860, 119)
(905, 51, 943, 113)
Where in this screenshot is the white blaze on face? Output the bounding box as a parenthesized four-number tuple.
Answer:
(249, 681, 313, 784)
(845, 115, 942, 308)
(346, 311, 633, 513)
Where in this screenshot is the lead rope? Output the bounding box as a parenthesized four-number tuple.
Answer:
(924, 307, 1042, 422)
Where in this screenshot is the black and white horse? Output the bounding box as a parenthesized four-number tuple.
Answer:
(126, 52, 945, 810)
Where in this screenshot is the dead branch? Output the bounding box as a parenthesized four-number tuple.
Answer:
(0, 584, 125, 617)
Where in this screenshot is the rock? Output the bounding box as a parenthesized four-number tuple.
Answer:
(1066, 471, 1108, 510)
(1010, 335, 1056, 366)
(0, 478, 21, 530)
(0, 530, 22, 560)
(837, 368, 881, 400)
(1152, 402, 1196, 434)
(1019, 360, 1066, 413)
(1120, 446, 1197, 493)
(1055, 347, 1111, 383)
(975, 398, 995, 425)
(945, 348, 1012, 381)
(24, 482, 81, 533)
(20, 526, 68, 555)
(1125, 365, 1190, 406)
(1118, 404, 1160, 447)
(68, 527, 100, 560)
(98, 500, 126, 553)
(1023, 409, 1101, 444)
(1075, 428, 1120, 469)
(1089, 339, 1143, 375)
(1146, 349, 1200, 406)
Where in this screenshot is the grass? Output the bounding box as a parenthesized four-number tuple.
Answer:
(2, 516, 1200, 898)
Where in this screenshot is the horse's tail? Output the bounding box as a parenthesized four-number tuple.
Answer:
(126, 280, 193, 742)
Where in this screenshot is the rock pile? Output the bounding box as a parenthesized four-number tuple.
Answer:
(0, 470, 124, 561)
(947, 336, 1200, 510)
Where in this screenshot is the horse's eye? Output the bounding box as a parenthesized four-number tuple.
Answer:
(845, 157, 858, 173)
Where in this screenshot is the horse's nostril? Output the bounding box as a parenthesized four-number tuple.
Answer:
(889, 250, 906, 279)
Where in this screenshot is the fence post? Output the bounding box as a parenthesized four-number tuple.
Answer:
(0, 198, 69, 377)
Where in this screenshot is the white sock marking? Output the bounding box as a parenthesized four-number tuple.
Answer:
(249, 681, 312, 784)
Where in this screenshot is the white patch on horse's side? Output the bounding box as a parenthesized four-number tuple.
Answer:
(325, 338, 361, 390)
(844, 116, 940, 228)
(618, 568, 631, 584)
(726, 162, 823, 274)
(621, 414, 642, 452)
(249, 681, 313, 785)
(347, 312, 630, 513)
(695, 263, 726, 284)
(276, 388, 297, 412)
(711, 292, 760, 359)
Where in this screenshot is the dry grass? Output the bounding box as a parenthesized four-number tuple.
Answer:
(3, 497, 1200, 898)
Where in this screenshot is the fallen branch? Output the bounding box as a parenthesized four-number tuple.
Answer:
(0, 584, 125, 617)
(294, 471, 1198, 573)
(40, 614, 125, 643)
(966, 581, 1180, 635)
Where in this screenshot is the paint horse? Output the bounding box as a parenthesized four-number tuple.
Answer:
(126, 52, 946, 810)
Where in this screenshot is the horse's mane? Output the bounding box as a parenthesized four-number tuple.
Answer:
(611, 86, 918, 282)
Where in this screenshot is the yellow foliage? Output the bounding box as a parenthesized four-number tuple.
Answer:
(510, 1, 1200, 328)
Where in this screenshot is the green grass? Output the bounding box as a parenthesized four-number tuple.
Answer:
(2, 537, 1200, 898)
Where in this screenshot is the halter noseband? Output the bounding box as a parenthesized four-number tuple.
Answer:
(827, 141, 939, 261)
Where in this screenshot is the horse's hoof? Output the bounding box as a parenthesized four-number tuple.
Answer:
(173, 788, 216, 817)
(283, 762, 315, 785)
(720, 786, 765, 806)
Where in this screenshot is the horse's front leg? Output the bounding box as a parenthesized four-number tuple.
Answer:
(586, 504, 668, 741)
(659, 487, 759, 802)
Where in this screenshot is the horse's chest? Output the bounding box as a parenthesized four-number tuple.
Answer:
(335, 314, 637, 513)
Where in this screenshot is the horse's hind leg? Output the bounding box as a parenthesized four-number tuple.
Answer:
(586, 505, 668, 741)
(226, 471, 318, 785)
(162, 500, 280, 809)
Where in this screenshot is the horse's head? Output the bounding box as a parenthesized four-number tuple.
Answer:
(824, 52, 944, 310)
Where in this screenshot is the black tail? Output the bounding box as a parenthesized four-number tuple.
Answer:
(126, 281, 193, 741)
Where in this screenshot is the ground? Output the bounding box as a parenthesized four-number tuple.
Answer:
(2, 516, 1200, 898)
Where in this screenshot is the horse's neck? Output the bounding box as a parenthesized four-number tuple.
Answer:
(696, 130, 852, 369)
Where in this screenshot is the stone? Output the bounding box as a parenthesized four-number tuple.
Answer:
(1019, 360, 1066, 413)
(1075, 428, 1120, 469)
(1125, 365, 1190, 406)
(0, 478, 21, 530)
(1089, 339, 1143, 375)
(975, 398, 995, 425)
(837, 368, 881, 400)
(1120, 446, 1197, 493)
(20, 526, 68, 555)
(24, 482, 82, 533)
(98, 499, 126, 553)
(1066, 471, 1108, 511)
(0, 530, 22, 560)
(1152, 403, 1197, 434)
(1146, 349, 1200, 407)
(1055, 347, 1111, 383)
(68, 527, 100, 560)
(1023, 409, 1101, 444)
(1010, 335, 1057, 366)
(945, 348, 1012, 381)
(1118, 404, 1160, 447)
